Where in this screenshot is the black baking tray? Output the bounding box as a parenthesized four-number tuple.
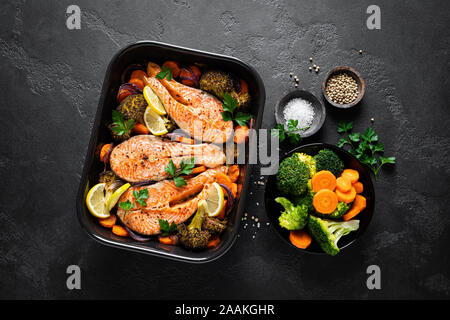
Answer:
(76, 41, 265, 263)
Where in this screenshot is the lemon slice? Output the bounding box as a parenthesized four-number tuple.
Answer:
(143, 86, 166, 115)
(204, 182, 225, 217)
(106, 183, 131, 211)
(144, 107, 168, 136)
(86, 183, 110, 218)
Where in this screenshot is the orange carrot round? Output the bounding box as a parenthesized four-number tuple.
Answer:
(289, 230, 312, 249)
(129, 70, 147, 82)
(336, 176, 352, 193)
(162, 61, 181, 78)
(336, 186, 357, 203)
(216, 173, 234, 192)
(129, 78, 144, 90)
(311, 170, 337, 192)
(99, 215, 117, 228)
(158, 236, 176, 245)
(343, 195, 367, 220)
(234, 125, 249, 144)
(207, 236, 221, 248)
(353, 181, 364, 194)
(132, 122, 150, 135)
(313, 189, 338, 214)
(100, 143, 113, 163)
(228, 165, 240, 183)
(342, 169, 359, 183)
(112, 225, 129, 237)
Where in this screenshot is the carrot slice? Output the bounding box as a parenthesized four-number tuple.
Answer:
(313, 189, 338, 214)
(336, 176, 352, 193)
(228, 165, 240, 183)
(342, 169, 359, 184)
(112, 225, 129, 237)
(99, 143, 112, 162)
(231, 183, 238, 198)
(289, 230, 312, 249)
(239, 79, 249, 94)
(217, 199, 227, 219)
(311, 170, 337, 192)
(343, 195, 367, 220)
(336, 186, 357, 203)
(216, 173, 234, 191)
(132, 122, 150, 135)
(234, 125, 249, 144)
(191, 166, 207, 175)
(99, 215, 117, 228)
(207, 236, 221, 248)
(129, 70, 147, 82)
(162, 61, 181, 78)
(353, 181, 364, 194)
(129, 78, 144, 91)
(158, 236, 176, 245)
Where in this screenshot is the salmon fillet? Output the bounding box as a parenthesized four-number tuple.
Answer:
(110, 135, 226, 183)
(117, 166, 228, 235)
(144, 63, 233, 144)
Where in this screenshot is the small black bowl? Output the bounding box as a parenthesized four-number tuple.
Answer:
(322, 66, 365, 109)
(275, 90, 326, 138)
(264, 143, 375, 255)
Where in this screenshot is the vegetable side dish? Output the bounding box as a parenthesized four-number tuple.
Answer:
(86, 60, 252, 250)
(274, 148, 367, 255)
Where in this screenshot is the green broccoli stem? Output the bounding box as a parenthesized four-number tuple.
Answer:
(189, 200, 206, 230)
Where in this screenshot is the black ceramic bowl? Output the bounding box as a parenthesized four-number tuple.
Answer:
(322, 66, 365, 109)
(275, 90, 326, 138)
(76, 41, 265, 263)
(265, 143, 375, 254)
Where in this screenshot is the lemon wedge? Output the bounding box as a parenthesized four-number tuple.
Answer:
(144, 107, 168, 136)
(143, 86, 166, 115)
(106, 183, 131, 211)
(85, 183, 110, 218)
(204, 182, 225, 217)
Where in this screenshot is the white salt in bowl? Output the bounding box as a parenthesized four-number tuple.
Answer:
(275, 90, 326, 138)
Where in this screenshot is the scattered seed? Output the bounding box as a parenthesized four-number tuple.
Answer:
(309, 67, 312, 71)
(309, 57, 313, 62)
(359, 50, 363, 54)
(289, 72, 293, 77)
(371, 118, 375, 122)
(313, 64, 317, 68)
(295, 84, 298, 88)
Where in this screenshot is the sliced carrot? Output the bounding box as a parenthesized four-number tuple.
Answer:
(216, 173, 234, 192)
(343, 195, 367, 220)
(218, 199, 227, 219)
(231, 183, 238, 198)
(112, 225, 129, 237)
(189, 65, 201, 79)
(129, 78, 144, 91)
(99, 215, 117, 228)
(311, 170, 337, 192)
(191, 166, 206, 175)
(313, 189, 338, 214)
(207, 236, 221, 248)
(228, 165, 240, 183)
(132, 122, 150, 135)
(353, 181, 364, 194)
(162, 61, 181, 78)
(129, 70, 147, 82)
(342, 169, 359, 184)
(336, 186, 357, 204)
(289, 230, 312, 249)
(158, 236, 176, 245)
(336, 176, 352, 193)
(239, 79, 249, 94)
(99, 143, 112, 162)
(234, 125, 249, 144)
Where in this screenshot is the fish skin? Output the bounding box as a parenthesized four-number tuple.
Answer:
(116, 166, 228, 235)
(109, 135, 226, 183)
(145, 63, 233, 144)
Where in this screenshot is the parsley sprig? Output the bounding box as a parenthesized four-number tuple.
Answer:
(337, 121, 396, 180)
(111, 110, 135, 136)
(155, 66, 173, 81)
(271, 119, 309, 144)
(119, 200, 133, 211)
(133, 189, 149, 207)
(158, 219, 178, 236)
(221, 93, 252, 126)
(164, 157, 196, 187)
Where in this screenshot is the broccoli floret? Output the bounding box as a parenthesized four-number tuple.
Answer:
(178, 201, 211, 250)
(313, 201, 351, 220)
(307, 215, 359, 256)
(203, 217, 227, 234)
(313, 149, 344, 177)
(276, 154, 310, 197)
(275, 197, 309, 230)
(296, 153, 317, 176)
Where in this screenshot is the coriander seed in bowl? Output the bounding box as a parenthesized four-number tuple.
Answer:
(322, 66, 365, 109)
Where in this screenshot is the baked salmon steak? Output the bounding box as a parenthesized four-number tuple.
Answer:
(109, 135, 226, 183)
(144, 62, 234, 144)
(117, 166, 228, 235)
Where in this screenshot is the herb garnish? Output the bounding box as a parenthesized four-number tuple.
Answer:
(337, 121, 396, 180)
(221, 93, 252, 126)
(133, 189, 149, 207)
(111, 110, 135, 136)
(158, 219, 178, 236)
(155, 66, 173, 81)
(119, 200, 134, 211)
(271, 119, 309, 144)
(164, 157, 196, 187)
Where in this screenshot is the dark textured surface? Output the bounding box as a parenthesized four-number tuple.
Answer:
(0, 0, 449, 299)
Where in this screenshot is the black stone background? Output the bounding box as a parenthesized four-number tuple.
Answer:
(0, 0, 449, 299)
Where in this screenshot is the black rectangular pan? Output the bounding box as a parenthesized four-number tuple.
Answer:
(76, 41, 265, 263)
